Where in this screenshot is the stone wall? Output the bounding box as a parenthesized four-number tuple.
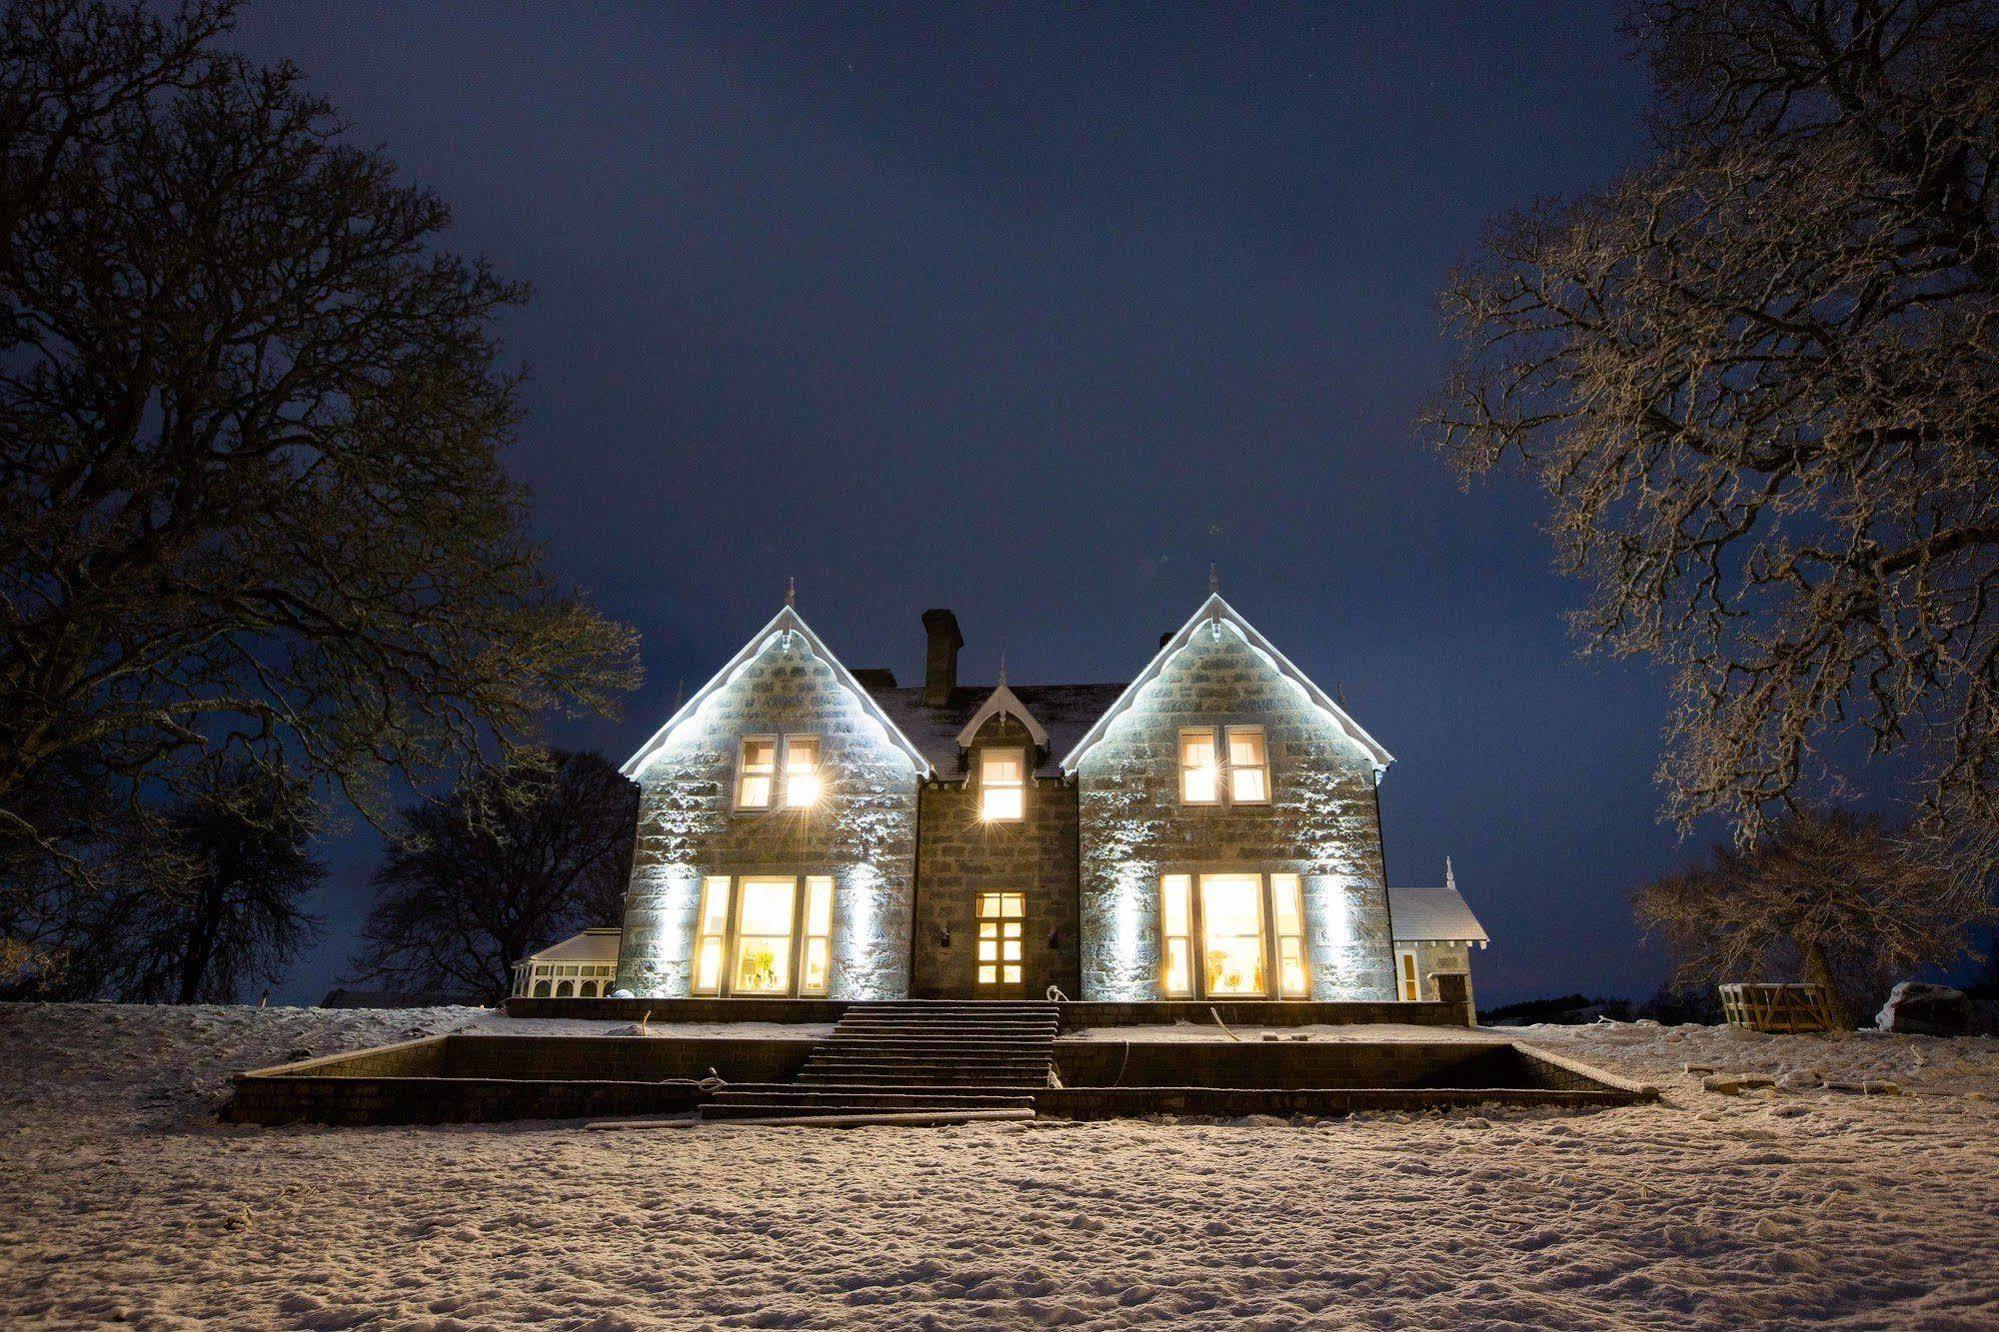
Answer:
(910, 714, 1081, 998)
(615, 631, 921, 999)
(1074, 620, 1395, 1001)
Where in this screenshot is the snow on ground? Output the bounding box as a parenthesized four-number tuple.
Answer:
(3, 1005, 1998, 1330)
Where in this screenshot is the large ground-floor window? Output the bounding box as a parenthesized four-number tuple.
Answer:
(692, 874, 834, 997)
(1159, 872, 1309, 999)
(975, 892, 1025, 988)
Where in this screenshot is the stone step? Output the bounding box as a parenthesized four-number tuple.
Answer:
(831, 1023, 1056, 1035)
(699, 1103, 1036, 1123)
(821, 1036, 1054, 1050)
(804, 1051, 1052, 1066)
(710, 1085, 1034, 1109)
(795, 1056, 1055, 1080)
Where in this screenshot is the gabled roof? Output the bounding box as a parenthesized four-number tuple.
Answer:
(1388, 887, 1489, 944)
(1058, 592, 1394, 777)
(954, 682, 1049, 749)
(867, 682, 1126, 780)
(527, 928, 623, 964)
(620, 605, 935, 779)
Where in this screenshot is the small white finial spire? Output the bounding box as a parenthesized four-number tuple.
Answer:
(1209, 562, 1220, 595)
(785, 576, 796, 608)
(997, 651, 1007, 687)
(1446, 855, 1457, 892)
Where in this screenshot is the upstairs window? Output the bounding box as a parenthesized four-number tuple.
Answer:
(1227, 726, 1269, 803)
(1179, 729, 1221, 804)
(783, 734, 823, 808)
(735, 737, 777, 809)
(1179, 725, 1272, 806)
(980, 747, 1026, 822)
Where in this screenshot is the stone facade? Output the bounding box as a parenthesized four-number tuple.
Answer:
(910, 713, 1082, 999)
(615, 628, 921, 1000)
(612, 598, 1460, 1006)
(1073, 620, 1396, 1002)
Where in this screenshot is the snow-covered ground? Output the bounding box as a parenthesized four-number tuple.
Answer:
(3, 1004, 1998, 1330)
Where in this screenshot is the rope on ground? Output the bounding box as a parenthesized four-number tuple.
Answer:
(1045, 985, 1070, 1002)
(1210, 1006, 1243, 1042)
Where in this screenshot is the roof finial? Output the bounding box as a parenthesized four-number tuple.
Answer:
(1209, 562, 1220, 595)
(1445, 855, 1457, 892)
(785, 576, 796, 608)
(997, 650, 1007, 687)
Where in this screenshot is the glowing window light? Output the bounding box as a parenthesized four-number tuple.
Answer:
(736, 737, 776, 809)
(782, 735, 822, 808)
(1179, 728, 1220, 804)
(979, 747, 1026, 821)
(1227, 726, 1269, 803)
(1272, 873, 1308, 997)
(975, 892, 1025, 985)
(1160, 874, 1193, 996)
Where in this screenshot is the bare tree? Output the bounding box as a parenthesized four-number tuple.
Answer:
(1424, 0, 1999, 895)
(1634, 807, 1982, 1024)
(0, 1, 640, 957)
(349, 750, 637, 1002)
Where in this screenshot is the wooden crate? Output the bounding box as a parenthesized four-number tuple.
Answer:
(1718, 982, 1839, 1033)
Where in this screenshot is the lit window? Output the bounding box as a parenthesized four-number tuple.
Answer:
(976, 892, 1024, 985)
(783, 735, 822, 808)
(736, 738, 776, 809)
(1160, 874, 1193, 997)
(800, 876, 834, 995)
(693, 875, 731, 994)
(1398, 948, 1421, 1002)
(1200, 874, 1266, 996)
(1272, 873, 1308, 998)
(980, 747, 1026, 821)
(1227, 726, 1269, 803)
(1179, 728, 1220, 804)
(733, 877, 797, 994)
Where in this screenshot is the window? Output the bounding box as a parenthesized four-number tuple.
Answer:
(1397, 948, 1421, 1002)
(980, 747, 1026, 822)
(1161, 875, 1194, 997)
(1157, 871, 1312, 999)
(800, 876, 833, 996)
(736, 737, 777, 809)
(733, 877, 797, 994)
(1272, 873, 1307, 998)
(691, 874, 836, 997)
(1180, 725, 1273, 806)
(1179, 729, 1220, 804)
(976, 892, 1024, 986)
(693, 875, 731, 994)
(783, 735, 823, 808)
(1226, 726, 1269, 803)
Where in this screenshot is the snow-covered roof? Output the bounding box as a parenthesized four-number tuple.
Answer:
(866, 682, 1127, 780)
(620, 604, 935, 780)
(1388, 887, 1488, 944)
(1059, 593, 1394, 778)
(527, 929, 622, 965)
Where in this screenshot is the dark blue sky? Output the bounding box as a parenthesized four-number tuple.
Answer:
(231, 2, 1694, 1006)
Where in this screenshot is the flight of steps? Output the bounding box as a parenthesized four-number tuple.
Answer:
(699, 1000, 1060, 1123)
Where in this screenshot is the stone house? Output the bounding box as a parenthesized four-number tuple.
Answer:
(609, 591, 1486, 1004)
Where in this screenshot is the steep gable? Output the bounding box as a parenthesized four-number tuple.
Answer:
(1060, 592, 1392, 779)
(621, 604, 933, 780)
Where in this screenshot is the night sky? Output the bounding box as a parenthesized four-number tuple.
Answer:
(227, 2, 1693, 1007)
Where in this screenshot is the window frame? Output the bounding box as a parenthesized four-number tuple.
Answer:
(1157, 870, 1311, 1000)
(734, 735, 779, 810)
(1178, 727, 1222, 806)
(690, 873, 836, 997)
(1178, 724, 1275, 808)
(1224, 725, 1271, 805)
(975, 891, 1026, 987)
(978, 746, 1028, 823)
(782, 733, 824, 809)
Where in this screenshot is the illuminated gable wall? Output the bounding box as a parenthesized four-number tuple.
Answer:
(614, 632, 921, 999)
(1073, 622, 1395, 1001)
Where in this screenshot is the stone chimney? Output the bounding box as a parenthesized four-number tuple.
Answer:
(922, 609, 963, 707)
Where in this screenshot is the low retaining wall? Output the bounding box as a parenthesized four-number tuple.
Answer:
(1037, 1085, 1640, 1119)
(504, 975, 1475, 1030)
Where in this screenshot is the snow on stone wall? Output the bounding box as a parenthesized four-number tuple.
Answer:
(615, 631, 920, 999)
(1075, 621, 1395, 1001)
